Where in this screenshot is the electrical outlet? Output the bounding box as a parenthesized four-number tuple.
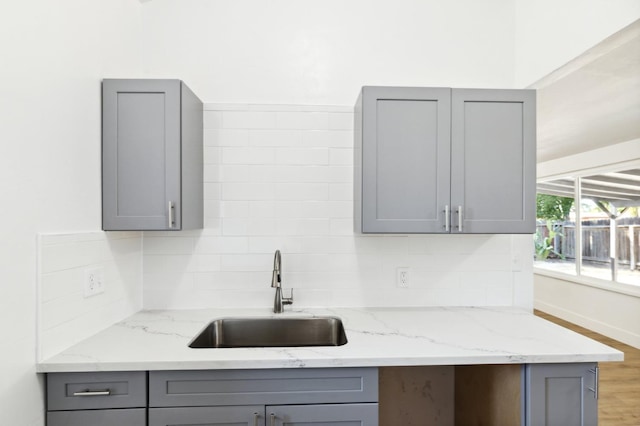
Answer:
(84, 267, 105, 298)
(396, 267, 410, 288)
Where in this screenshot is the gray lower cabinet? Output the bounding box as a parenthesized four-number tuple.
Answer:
(46, 371, 147, 426)
(354, 86, 536, 234)
(149, 368, 379, 426)
(148, 404, 378, 426)
(47, 408, 145, 426)
(149, 405, 265, 426)
(526, 363, 599, 426)
(102, 78, 203, 231)
(268, 403, 378, 426)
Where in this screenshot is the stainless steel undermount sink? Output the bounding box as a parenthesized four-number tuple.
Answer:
(188, 316, 348, 348)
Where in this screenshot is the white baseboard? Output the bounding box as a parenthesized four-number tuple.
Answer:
(535, 300, 640, 350)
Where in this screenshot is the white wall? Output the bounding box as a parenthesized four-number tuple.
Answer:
(535, 273, 640, 348)
(514, 0, 640, 87)
(140, 0, 517, 105)
(143, 103, 534, 311)
(0, 1, 142, 425)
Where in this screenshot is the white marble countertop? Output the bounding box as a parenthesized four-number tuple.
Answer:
(36, 307, 623, 373)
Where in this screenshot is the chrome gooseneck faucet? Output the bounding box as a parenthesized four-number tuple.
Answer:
(271, 250, 293, 313)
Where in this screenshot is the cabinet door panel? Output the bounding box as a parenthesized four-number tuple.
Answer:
(451, 89, 536, 233)
(526, 363, 598, 426)
(102, 79, 181, 230)
(361, 87, 451, 233)
(149, 406, 265, 426)
(268, 403, 378, 426)
(47, 408, 145, 426)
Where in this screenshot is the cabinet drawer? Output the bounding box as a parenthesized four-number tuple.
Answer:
(47, 371, 147, 410)
(150, 368, 378, 407)
(47, 408, 145, 426)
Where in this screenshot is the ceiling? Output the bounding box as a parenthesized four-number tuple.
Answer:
(537, 168, 640, 207)
(531, 20, 640, 163)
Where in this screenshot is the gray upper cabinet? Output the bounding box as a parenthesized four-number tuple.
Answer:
(102, 79, 203, 231)
(354, 86, 535, 234)
(451, 89, 536, 233)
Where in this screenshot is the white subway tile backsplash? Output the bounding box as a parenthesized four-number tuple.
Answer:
(222, 147, 275, 165)
(141, 104, 532, 310)
(276, 147, 329, 165)
(222, 182, 275, 200)
(37, 232, 142, 361)
(275, 183, 328, 201)
(328, 113, 354, 130)
(249, 129, 303, 147)
(249, 201, 276, 218)
(204, 183, 221, 200)
(276, 219, 331, 236)
(203, 111, 223, 128)
(329, 148, 354, 166)
(203, 147, 221, 164)
(204, 129, 249, 147)
(223, 111, 277, 129)
(328, 201, 352, 218)
(276, 201, 330, 219)
(329, 183, 352, 201)
(143, 236, 195, 255)
(302, 130, 353, 148)
(196, 236, 249, 254)
(327, 166, 353, 183)
(220, 201, 250, 218)
(330, 218, 354, 236)
(221, 254, 274, 272)
(276, 112, 329, 130)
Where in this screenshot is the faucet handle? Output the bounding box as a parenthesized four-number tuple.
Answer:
(283, 288, 293, 305)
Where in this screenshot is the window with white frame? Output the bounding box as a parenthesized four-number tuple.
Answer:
(535, 168, 640, 286)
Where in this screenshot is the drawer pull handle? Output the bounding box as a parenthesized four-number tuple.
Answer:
(270, 413, 276, 426)
(72, 390, 111, 397)
(253, 412, 259, 426)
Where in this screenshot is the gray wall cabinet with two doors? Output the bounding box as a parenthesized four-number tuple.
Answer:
(354, 86, 536, 234)
(102, 79, 203, 231)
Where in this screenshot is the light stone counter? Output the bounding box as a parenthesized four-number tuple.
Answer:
(36, 306, 623, 373)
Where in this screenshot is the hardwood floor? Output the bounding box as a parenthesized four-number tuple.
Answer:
(535, 310, 640, 426)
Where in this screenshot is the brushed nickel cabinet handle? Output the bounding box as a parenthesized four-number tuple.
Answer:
(168, 201, 176, 228)
(253, 412, 259, 426)
(457, 205, 463, 232)
(444, 205, 450, 231)
(270, 413, 276, 426)
(72, 390, 111, 397)
(588, 366, 599, 399)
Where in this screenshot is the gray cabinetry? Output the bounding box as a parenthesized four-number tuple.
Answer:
(526, 363, 599, 426)
(48, 408, 146, 426)
(354, 86, 535, 234)
(149, 406, 265, 426)
(102, 79, 203, 231)
(268, 404, 378, 426)
(149, 368, 378, 426)
(46, 371, 147, 426)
